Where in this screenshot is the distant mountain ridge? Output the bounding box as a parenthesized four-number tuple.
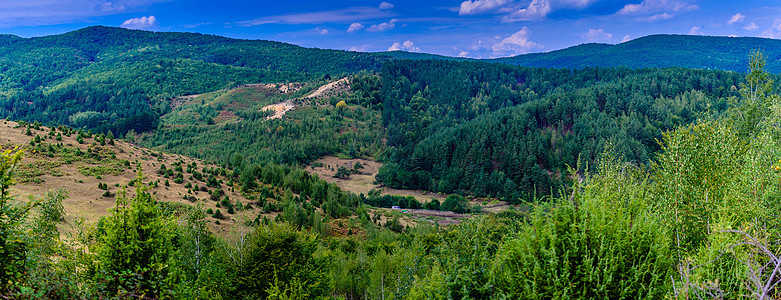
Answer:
(491, 34, 781, 73)
(1, 26, 779, 136)
(381, 34, 781, 73)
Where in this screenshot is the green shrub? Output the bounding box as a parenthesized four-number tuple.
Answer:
(441, 194, 468, 213)
(492, 156, 674, 299)
(232, 223, 327, 299)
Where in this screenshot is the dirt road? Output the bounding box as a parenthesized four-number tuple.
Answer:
(260, 77, 349, 120)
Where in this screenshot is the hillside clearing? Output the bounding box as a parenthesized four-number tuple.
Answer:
(1, 120, 258, 234)
(260, 77, 350, 120)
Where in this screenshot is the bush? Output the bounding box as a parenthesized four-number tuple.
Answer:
(0, 149, 29, 290)
(334, 166, 352, 178)
(424, 199, 441, 211)
(441, 194, 468, 213)
(93, 172, 176, 298)
(491, 156, 674, 299)
(232, 223, 327, 299)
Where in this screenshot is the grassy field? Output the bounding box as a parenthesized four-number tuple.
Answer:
(1, 119, 262, 234)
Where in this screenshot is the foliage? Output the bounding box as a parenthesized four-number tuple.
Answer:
(441, 194, 469, 213)
(730, 50, 779, 138)
(0, 148, 30, 291)
(141, 81, 385, 167)
(492, 153, 674, 299)
(92, 170, 177, 298)
(232, 223, 327, 299)
(3, 44, 781, 300)
(650, 52, 781, 297)
(0, 26, 388, 136)
(374, 59, 743, 201)
(362, 190, 422, 210)
(23, 190, 78, 299)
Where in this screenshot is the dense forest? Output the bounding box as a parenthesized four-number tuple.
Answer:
(137, 75, 385, 170)
(373, 59, 762, 201)
(494, 34, 781, 73)
(2, 52, 781, 299)
(0, 26, 386, 136)
(2, 27, 781, 139)
(3, 26, 781, 298)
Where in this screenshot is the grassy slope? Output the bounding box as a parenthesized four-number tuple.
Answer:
(0, 119, 265, 234)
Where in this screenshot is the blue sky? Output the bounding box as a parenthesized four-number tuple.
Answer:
(1, 0, 780, 58)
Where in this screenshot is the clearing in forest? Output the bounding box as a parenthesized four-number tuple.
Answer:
(261, 77, 350, 120)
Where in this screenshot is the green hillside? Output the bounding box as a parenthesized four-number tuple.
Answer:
(3, 27, 781, 138)
(0, 26, 387, 136)
(372, 59, 754, 202)
(2, 25, 781, 299)
(494, 34, 781, 73)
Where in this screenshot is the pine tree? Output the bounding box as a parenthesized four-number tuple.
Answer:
(95, 168, 175, 298)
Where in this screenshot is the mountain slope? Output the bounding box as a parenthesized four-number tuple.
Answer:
(2, 27, 781, 138)
(0, 26, 389, 136)
(0, 119, 258, 233)
(493, 34, 781, 73)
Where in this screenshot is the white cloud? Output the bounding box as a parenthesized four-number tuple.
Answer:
(761, 19, 781, 39)
(368, 19, 398, 32)
(97, 2, 127, 12)
(727, 13, 745, 24)
(688, 26, 702, 35)
(744, 22, 758, 31)
(617, 0, 697, 22)
(503, 0, 552, 21)
(459, 0, 596, 18)
(618, 0, 697, 15)
(581, 28, 612, 43)
(388, 40, 421, 52)
(638, 13, 674, 22)
(0, 0, 163, 28)
(121, 15, 158, 29)
(492, 26, 544, 56)
(459, 0, 511, 15)
(347, 22, 365, 33)
(458, 51, 469, 57)
(379, 2, 394, 10)
(239, 7, 393, 26)
(467, 40, 491, 52)
(621, 34, 631, 42)
(320, 28, 329, 35)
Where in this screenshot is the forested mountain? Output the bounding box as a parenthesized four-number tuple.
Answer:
(0, 26, 387, 136)
(3, 53, 781, 298)
(2, 27, 781, 139)
(373, 59, 753, 201)
(3, 26, 779, 201)
(494, 34, 781, 73)
(3, 23, 781, 299)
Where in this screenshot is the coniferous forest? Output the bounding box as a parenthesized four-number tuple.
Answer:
(1, 26, 781, 299)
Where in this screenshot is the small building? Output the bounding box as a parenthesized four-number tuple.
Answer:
(391, 206, 401, 210)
